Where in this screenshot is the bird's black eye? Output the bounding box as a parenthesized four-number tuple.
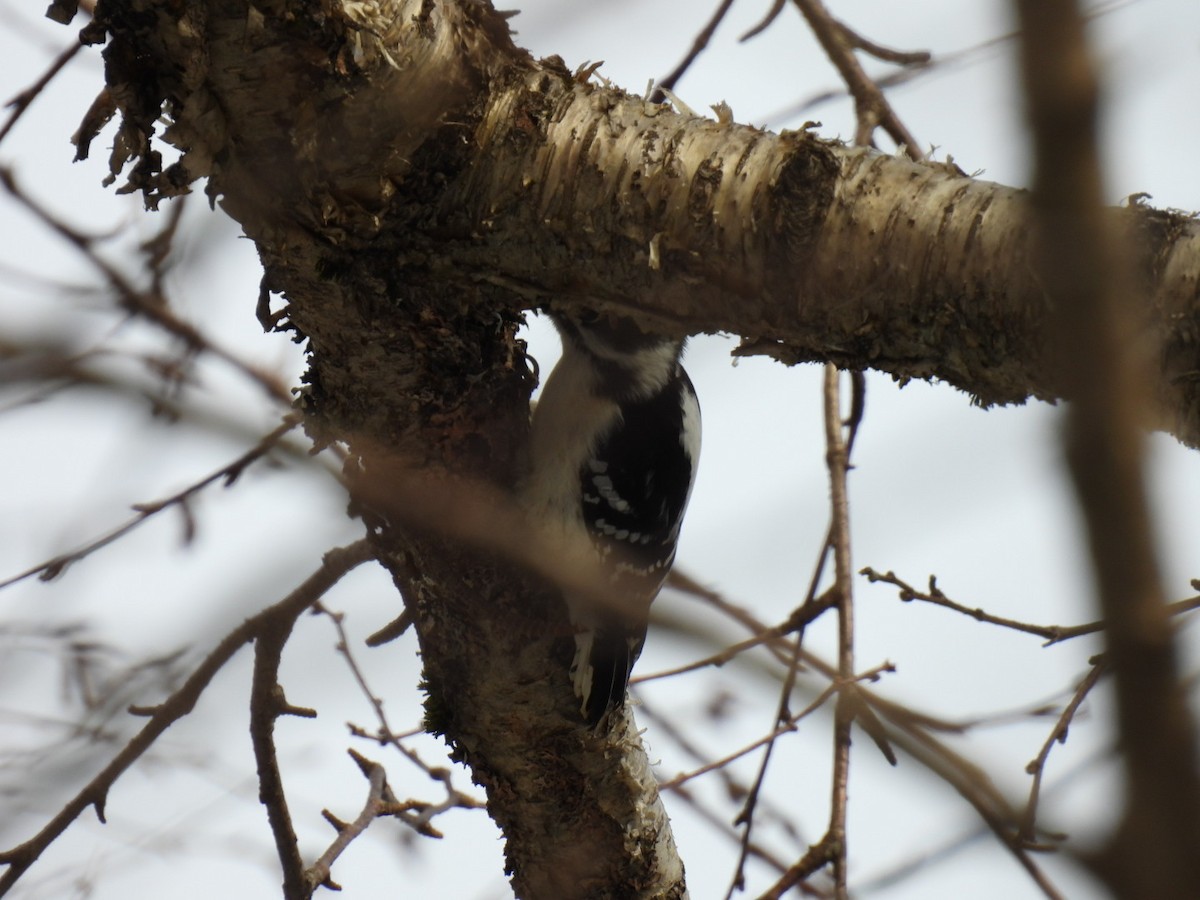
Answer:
(577, 308, 602, 326)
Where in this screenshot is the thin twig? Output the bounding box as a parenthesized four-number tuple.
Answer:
(661, 663, 891, 794)
(862, 568, 1200, 646)
(790, 0, 925, 157)
(319, 606, 436, 773)
(634, 630, 779, 683)
(823, 365, 856, 900)
(140, 193, 188, 307)
(0, 41, 84, 146)
(305, 754, 388, 892)
(0, 340, 176, 415)
(862, 567, 1082, 641)
(842, 26, 931, 67)
(739, 0, 785, 42)
(635, 589, 838, 685)
(858, 742, 1116, 895)
(766, 2, 1144, 126)
(637, 701, 804, 851)
(724, 368, 866, 898)
(758, 365, 863, 899)
(1019, 658, 1108, 842)
(651, 0, 737, 104)
(316, 605, 484, 832)
(861, 568, 1091, 644)
(664, 685, 835, 793)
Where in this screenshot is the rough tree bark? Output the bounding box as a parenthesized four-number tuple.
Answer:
(55, 0, 1200, 897)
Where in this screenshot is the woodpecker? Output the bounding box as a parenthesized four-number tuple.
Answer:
(526, 311, 701, 729)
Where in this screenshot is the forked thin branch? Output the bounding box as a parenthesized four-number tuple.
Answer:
(790, 0, 925, 155)
(317, 604, 484, 832)
(307, 754, 390, 891)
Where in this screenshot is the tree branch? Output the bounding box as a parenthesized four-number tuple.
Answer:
(0, 168, 290, 404)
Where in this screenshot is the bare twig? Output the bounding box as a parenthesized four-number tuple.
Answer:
(661, 664, 891, 795)
(868, 570, 1067, 641)
(140, 193, 188, 308)
(0, 339, 178, 414)
(840, 25, 931, 67)
(1020, 658, 1108, 842)
(637, 701, 804, 848)
(766, 2, 1138, 126)
(861, 567, 1086, 642)
(364, 609, 414, 646)
(0, 539, 375, 897)
(790, 0, 925, 156)
(316, 604, 484, 832)
(635, 589, 839, 685)
(249, 610, 318, 898)
(651, 0, 737, 104)
(762, 365, 861, 899)
(858, 742, 1117, 895)
(670, 787, 795, 878)
(666, 685, 834, 794)
(0, 41, 84, 145)
(862, 568, 1200, 646)
(634, 630, 779, 684)
(823, 364, 856, 900)
(739, 0, 784, 41)
(306, 755, 389, 892)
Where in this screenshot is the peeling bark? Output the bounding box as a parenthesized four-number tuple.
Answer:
(447, 79, 1200, 440)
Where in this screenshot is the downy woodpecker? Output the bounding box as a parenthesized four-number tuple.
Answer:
(527, 311, 701, 729)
